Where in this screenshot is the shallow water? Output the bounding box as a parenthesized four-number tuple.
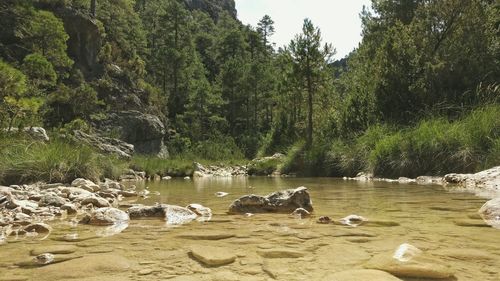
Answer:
(1, 177, 499, 281)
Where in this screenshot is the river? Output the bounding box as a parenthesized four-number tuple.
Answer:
(0, 177, 498, 281)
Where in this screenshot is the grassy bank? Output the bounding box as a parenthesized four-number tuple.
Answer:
(280, 105, 500, 178)
(0, 134, 126, 185)
(0, 132, 247, 184)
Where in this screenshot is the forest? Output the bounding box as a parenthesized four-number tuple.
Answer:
(0, 0, 498, 183)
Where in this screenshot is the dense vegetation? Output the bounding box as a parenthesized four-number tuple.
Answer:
(0, 0, 498, 182)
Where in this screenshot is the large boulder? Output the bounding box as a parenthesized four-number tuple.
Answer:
(71, 130, 134, 159)
(479, 197, 500, 229)
(39, 192, 67, 207)
(128, 204, 198, 225)
(80, 207, 129, 226)
(94, 111, 168, 157)
(228, 186, 313, 214)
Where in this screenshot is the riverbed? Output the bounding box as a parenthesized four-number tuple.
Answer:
(1, 177, 499, 281)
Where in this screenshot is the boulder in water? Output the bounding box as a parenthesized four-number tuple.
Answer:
(479, 197, 500, 228)
(364, 243, 454, 279)
(228, 186, 313, 214)
(80, 207, 129, 226)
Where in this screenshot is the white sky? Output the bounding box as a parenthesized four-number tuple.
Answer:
(234, 0, 372, 59)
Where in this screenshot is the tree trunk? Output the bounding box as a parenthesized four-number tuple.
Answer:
(306, 75, 313, 149)
(90, 0, 96, 17)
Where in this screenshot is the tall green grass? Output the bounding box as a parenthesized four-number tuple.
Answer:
(283, 105, 499, 178)
(0, 134, 126, 184)
(369, 105, 499, 177)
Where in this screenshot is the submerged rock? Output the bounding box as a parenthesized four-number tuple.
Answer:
(290, 208, 311, 218)
(317, 216, 332, 224)
(364, 243, 454, 279)
(24, 223, 52, 234)
(228, 186, 313, 214)
(339, 215, 366, 227)
(190, 245, 236, 266)
(479, 197, 500, 229)
(324, 269, 403, 281)
(257, 248, 306, 259)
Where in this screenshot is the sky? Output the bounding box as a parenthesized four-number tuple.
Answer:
(234, 0, 372, 59)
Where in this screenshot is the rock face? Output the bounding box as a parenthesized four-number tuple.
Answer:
(71, 130, 134, 159)
(55, 7, 102, 78)
(95, 111, 168, 157)
(228, 186, 313, 214)
(479, 198, 500, 228)
(444, 166, 500, 191)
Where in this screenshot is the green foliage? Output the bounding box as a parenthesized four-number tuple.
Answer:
(248, 158, 282, 176)
(368, 105, 500, 177)
(0, 60, 43, 129)
(44, 83, 102, 127)
(17, 9, 73, 72)
(280, 140, 305, 174)
(22, 53, 57, 88)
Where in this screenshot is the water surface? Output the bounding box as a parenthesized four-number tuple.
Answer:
(1, 178, 499, 281)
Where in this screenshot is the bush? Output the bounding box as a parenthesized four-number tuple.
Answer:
(130, 156, 194, 177)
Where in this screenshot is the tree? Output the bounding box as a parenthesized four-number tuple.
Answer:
(17, 9, 73, 72)
(90, 0, 96, 17)
(0, 60, 42, 130)
(22, 53, 57, 89)
(289, 19, 334, 148)
(257, 15, 275, 50)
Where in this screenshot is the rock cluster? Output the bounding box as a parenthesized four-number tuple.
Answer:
(0, 178, 139, 243)
(193, 162, 247, 177)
